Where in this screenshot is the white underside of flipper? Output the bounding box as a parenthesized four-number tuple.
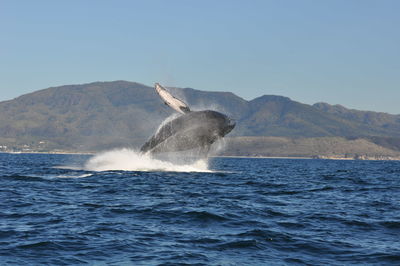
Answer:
(155, 83, 190, 114)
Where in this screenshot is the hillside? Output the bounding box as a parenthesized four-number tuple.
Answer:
(220, 136, 400, 160)
(1, 80, 400, 156)
(0, 81, 170, 150)
(313, 102, 400, 131)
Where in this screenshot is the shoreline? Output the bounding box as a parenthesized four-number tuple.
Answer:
(2, 151, 399, 161)
(212, 155, 400, 161)
(0, 151, 94, 155)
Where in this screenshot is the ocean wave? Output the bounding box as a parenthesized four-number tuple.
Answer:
(1, 154, 400, 265)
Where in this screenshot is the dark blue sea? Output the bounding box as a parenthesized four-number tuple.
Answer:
(1, 151, 400, 265)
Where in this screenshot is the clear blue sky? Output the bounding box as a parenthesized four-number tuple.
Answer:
(1, 0, 399, 113)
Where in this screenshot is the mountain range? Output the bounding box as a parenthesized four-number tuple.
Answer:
(1, 81, 400, 156)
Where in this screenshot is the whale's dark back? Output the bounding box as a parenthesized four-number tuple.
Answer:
(140, 110, 235, 154)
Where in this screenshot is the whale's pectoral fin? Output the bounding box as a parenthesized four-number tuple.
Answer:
(155, 83, 191, 114)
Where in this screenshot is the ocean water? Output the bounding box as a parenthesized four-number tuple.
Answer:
(0, 151, 399, 265)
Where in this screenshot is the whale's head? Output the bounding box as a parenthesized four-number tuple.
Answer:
(222, 116, 236, 136)
(200, 110, 235, 138)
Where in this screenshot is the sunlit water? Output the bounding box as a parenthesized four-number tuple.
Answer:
(1, 152, 399, 265)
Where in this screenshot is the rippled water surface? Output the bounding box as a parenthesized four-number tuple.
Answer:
(1, 152, 399, 265)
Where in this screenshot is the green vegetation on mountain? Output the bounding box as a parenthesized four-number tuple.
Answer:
(220, 137, 400, 159)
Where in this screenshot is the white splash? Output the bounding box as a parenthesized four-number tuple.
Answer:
(84, 148, 211, 172)
(155, 113, 180, 134)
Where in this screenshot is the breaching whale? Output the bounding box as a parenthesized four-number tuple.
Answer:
(140, 83, 235, 154)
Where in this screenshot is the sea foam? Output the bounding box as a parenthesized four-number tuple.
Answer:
(84, 148, 211, 172)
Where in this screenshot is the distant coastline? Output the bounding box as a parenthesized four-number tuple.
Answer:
(213, 155, 400, 161)
(0, 151, 93, 155)
(2, 150, 399, 161)
(3, 135, 400, 161)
